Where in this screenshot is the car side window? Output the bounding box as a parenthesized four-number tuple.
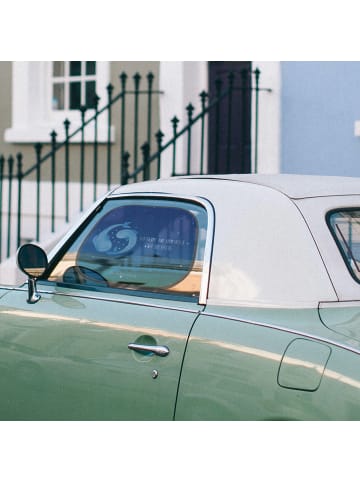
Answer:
(327, 208, 360, 283)
(47, 197, 208, 300)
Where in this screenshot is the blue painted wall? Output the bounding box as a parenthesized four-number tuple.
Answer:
(281, 62, 360, 176)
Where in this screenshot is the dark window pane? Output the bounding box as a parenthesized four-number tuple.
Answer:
(328, 209, 360, 283)
(77, 204, 199, 292)
(53, 62, 64, 77)
(47, 198, 208, 299)
(86, 61, 96, 75)
(52, 83, 64, 110)
(70, 61, 81, 76)
(85, 81, 96, 108)
(70, 81, 81, 109)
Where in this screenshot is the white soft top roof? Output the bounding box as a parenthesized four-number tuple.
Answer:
(170, 174, 360, 199)
(110, 173, 360, 306)
(112, 174, 360, 199)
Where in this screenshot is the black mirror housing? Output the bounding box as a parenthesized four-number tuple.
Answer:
(17, 244, 48, 278)
(17, 244, 48, 303)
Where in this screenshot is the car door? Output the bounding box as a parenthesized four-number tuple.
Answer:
(0, 195, 212, 420)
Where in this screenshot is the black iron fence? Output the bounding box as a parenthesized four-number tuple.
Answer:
(0, 72, 162, 262)
(121, 68, 271, 183)
(0, 67, 270, 262)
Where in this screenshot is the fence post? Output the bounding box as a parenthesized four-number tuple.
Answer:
(50, 130, 57, 232)
(141, 142, 150, 181)
(133, 73, 141, 182)
(199, 91, 208, 175)
(64, 118, 70, 223)
(171, 116, 179, 176)
(34, 143, 42, 242)
(16, 153, 23, 249)
(147, 72, 154, 149)
(6, 155, 14, 257)
(93, 94, 100, 201)
(79, 105, 87, 212)
(186, 103, 194, 175)
(155, 130, 164, 179)
(106, 83, 114, 190)
(120, 72, 127, 180)
(121, 151, 130, 185)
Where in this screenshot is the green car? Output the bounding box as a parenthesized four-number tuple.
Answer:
(1, 173, 360, 420)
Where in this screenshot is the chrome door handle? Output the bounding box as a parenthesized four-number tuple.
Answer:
(128, 343, 170, 357)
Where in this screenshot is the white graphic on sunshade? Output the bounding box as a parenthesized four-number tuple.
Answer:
(92, 222, 138, 256)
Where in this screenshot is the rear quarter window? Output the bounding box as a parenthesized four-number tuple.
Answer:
(327, 208, 360, 283)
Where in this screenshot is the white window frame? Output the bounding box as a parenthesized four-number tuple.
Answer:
(5, 61, 112, 143)
(51, 61, 97, 112)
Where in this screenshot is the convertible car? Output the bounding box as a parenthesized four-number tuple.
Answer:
(1, 173, 360, 420)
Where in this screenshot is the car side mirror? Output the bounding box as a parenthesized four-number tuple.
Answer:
(17, 244, 48, 304)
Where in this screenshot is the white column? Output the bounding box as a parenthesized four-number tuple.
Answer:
(252, 61, 281, 174)
(159, 61, 207, 177)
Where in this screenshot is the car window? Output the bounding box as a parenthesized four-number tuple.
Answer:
(327, 208, 360, 282)
(47, 197, 208, 300)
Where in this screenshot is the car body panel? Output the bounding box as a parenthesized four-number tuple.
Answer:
(0, 285, 200, 420)
(175, 307, 360, 420)
(319, 301, 360, 343)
